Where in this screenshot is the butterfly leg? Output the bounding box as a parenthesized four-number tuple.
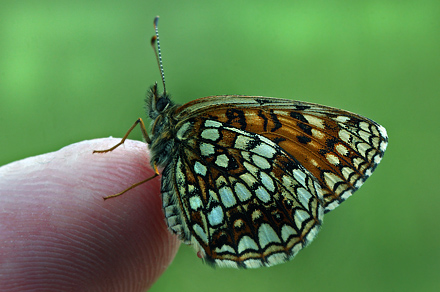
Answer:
(103, 163, 160, 200)
(93, 118, 151, 154)
(93, 118, 158, 200)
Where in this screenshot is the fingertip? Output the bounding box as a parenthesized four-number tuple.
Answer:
(0, 138, 180, 291)
(85, 138, 181, 290)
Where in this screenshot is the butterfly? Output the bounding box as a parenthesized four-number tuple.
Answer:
(94, 16, 388, 268)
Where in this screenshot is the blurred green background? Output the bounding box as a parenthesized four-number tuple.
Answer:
(1, 0, 439, 291)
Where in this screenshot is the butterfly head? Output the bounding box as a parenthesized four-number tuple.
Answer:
(147, 82, 174, 120)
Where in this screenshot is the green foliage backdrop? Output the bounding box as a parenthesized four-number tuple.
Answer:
(1, 1, 439, 291)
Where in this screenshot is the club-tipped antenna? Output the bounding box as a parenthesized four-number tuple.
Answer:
(151, 16, 166, 94)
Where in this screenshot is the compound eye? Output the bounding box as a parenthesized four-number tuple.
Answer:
(156, 96, 169, 112)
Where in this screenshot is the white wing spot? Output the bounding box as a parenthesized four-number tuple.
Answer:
(354, 179, 364, 189)
(292, 169, 307, 187)
(194, 161, 207, 176)
(240, 172, 258, 188)
(326, 153, 340, 165)
(215, 154, 230, 168)
(359, 121, 370, 132)
(176, 158, 186, 194)
(234, 135, 252, 150)
(297, 187, 313, 210)
(324, 172, 344, 191)
(193, 224, 208, 244)
(207, 205, 224, 226)
(341, 167, 355, 180)
(326, 202, 338, 211)
(233, 219, 244, 229)
(258, 223, 281, 248)
(243, 161, 259, 176)
(234, 182, 252, 202)
(359, 130, 372, 143)
(215, 244, 235, 254)
(281, 224, 296, 242)
(243, 259, 264, 268)
(176, 122, 192, 140)
(304, 114, 325, 129)
(200, 142, 215, 156)
(260, 172, 275, 192)
(353, 157, 364, 169)
(336, 144, 349, 156)
(378, 125, 388, 139)
(365, 168, 372, 176)
(282, 174, 297, 189)
(267, 253, 288, 266)
(204, 120, 222, 128)
(238, 235, 259, 253)
(374, 154, 383, 164)
(338, 129, 351, 144)
(255, 186, 271, 203)
(312, 128, 325, 139)
(215, 259, 239, 268)
(252, 154, 271, 169)
(252, 143, 277, 159)
(305, 222, 320, 243)
(252, 209, 262, 221)
(219, 186, 237, 208)
(294, 209, 311, 229)
(341, 189, 353, 200)
(357, 142, 370, 157)
(189, 195, 203, 211)
(201, 128, 220, 141)
(335, 116, 350, 123)
(371, 137, 381, 148)
(209, 189, 220, 202)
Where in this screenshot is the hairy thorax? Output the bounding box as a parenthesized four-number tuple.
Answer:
(148, 104, 181, 168)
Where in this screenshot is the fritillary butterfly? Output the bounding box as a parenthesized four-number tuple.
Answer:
(94, 16, 388, 268)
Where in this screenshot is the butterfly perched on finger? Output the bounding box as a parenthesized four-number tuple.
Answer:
(94, 16, 388, 268)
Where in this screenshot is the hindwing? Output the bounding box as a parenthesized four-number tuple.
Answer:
(161, 116, 324, 268)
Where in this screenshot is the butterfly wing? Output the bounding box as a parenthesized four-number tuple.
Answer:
(161, 116, 324, 268)
(161, 95, 387, 268)
(174, 96, 388, 212)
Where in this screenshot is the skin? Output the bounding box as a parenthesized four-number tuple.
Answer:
(0, 138, 180, 292)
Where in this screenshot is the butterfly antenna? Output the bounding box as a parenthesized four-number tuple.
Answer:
(151, 16, 166, 94)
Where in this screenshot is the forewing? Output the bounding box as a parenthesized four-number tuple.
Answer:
(174, 96, 388, 212)
(161, 117, 324, 268)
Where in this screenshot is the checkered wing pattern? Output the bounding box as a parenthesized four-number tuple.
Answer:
(159, 95, 388, 268)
